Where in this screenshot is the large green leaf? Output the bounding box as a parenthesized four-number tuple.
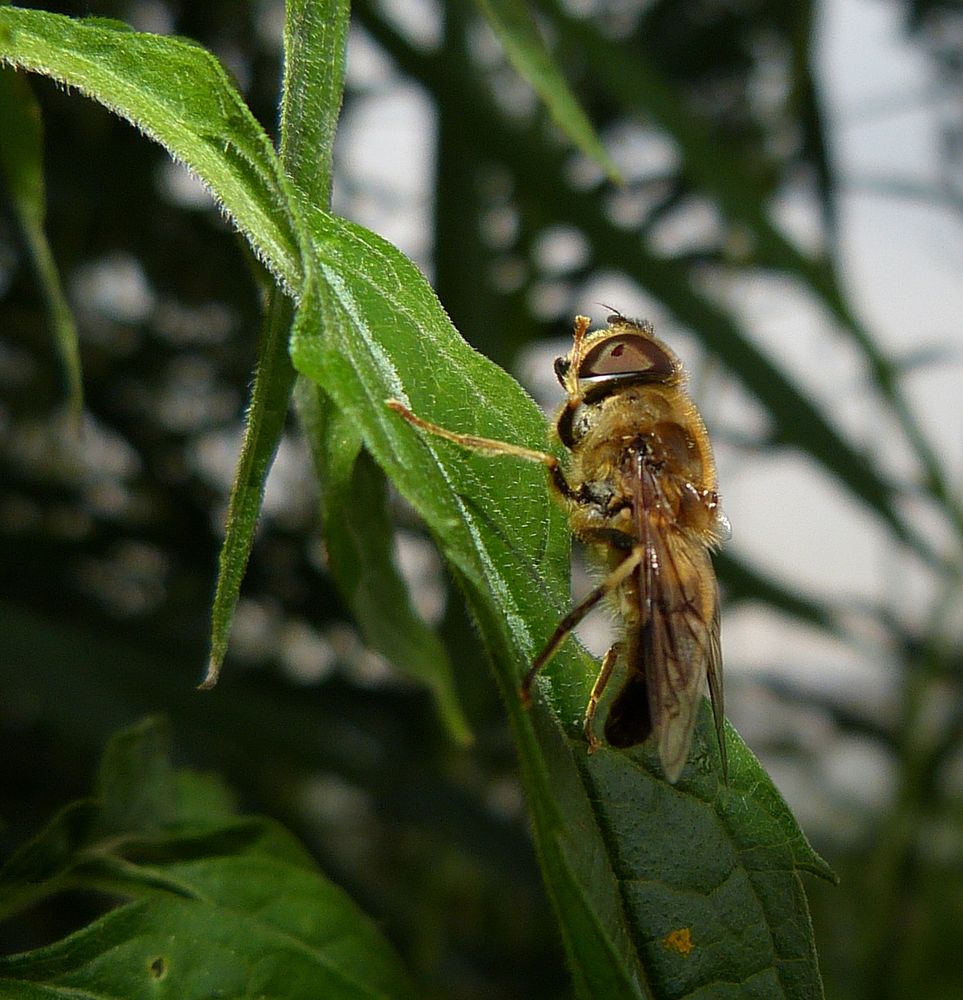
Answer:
(0, 718, 417, 1000)
(581, 728, 834, 999)
(291, 208, 833, 997)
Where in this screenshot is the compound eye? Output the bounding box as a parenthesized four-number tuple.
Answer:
(553, 356, 570, 386)
(579, 334, 674, 381)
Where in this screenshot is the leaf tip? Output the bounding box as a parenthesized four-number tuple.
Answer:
(601, 159, 624, 188)
(197, 658, 222, 690)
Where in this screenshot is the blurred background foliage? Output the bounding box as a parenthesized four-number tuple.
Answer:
(0, 1, 961, 997)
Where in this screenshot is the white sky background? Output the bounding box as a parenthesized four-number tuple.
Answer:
(330, 0, 962, 828)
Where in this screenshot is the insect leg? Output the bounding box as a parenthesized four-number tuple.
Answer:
(387, 400, 576, 497)
(558, 315, 592, 397)
(583, 642, 623, 753)
(520, 545, 645, 703)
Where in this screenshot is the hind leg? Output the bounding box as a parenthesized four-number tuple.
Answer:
(584, 642, 623, 752)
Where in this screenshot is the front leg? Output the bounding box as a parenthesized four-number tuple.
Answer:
(386, 400, 576, 499)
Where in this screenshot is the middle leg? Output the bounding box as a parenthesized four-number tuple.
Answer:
(520, 545, 644, 703)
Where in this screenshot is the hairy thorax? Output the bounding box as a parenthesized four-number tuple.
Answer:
(563, 385, 719, 547)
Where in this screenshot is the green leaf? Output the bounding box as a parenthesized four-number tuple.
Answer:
(203, 0, 351, 688)
(581, 724, 834, 998)
(296, 379, 473, 745)
(0, 67, 82, 418)
(201, 292, 298, 689)
(474, 0, 621, 183)
(290, 211, 637, 992)
(280, 0, 350, 207)
(0, 894, 409, 1000)
(290, 208, 832, 996)
(0, 6, 302, 290)
(0, 718, 417, 1000)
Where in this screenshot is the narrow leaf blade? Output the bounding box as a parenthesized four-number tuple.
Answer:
(474, 0, 621, 182)
(201, 294, 298, 689)
(296, 380, 473, 744)
(0, 67, 82, 417)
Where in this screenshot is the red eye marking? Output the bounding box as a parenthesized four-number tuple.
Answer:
(612, 344, 625, 357)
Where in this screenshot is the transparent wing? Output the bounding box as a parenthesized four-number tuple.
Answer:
(644, 528, 721, 782)
(602, 449, 725, 782)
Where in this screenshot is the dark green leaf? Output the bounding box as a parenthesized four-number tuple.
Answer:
(581, 723, 833, 998)
(0, 886, 412, 1000)
(0, 718, 417, 1000)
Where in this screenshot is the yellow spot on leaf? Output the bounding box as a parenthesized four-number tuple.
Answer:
(663, 927, 693, 957)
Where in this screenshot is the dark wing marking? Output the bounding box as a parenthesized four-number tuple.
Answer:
(705, 591, 727, 780)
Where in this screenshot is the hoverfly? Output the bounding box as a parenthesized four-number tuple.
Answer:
(388, 313, 727, 782)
